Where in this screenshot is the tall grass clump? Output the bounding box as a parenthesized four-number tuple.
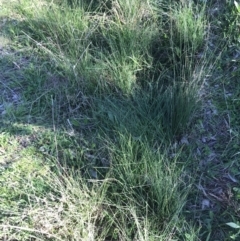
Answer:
(12, 0, 208, 80)
(5, 0, 211, 139)
(90, 0, 158, 93)
(100, 134, 198, 240)
(10, 0, 158, 94)
(14, 1, 91, 68)
(0, 133, 198, 240)
(147, 0, 209, 138)
(5, 0, 211, 134)
(169, 1, 207, 81)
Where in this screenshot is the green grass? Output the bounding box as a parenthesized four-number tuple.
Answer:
(1, 0, 240, 240)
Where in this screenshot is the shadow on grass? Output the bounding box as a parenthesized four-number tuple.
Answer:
(0, 15, 199, 169)
(0, 41, 196, 187)
(0, 8, 220, 241)
(1, 2, 240, 239)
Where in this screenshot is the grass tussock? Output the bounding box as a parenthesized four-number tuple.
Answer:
(0, 131, 197, 240)
(1, 0, 239, 240)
